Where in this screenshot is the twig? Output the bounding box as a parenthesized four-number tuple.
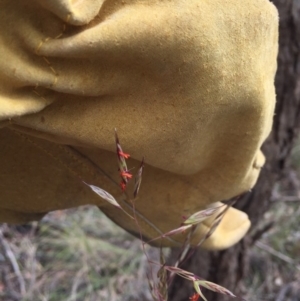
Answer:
(278, 196, 300, 202)
(272, 195, 300, 202)
(67, 267, 87, 301)
(255, 241, 298, 268)
(0, 228, 26, 295)
(27, 244, 37, 298)
(250, 222, 274, 244)
(1, 266, 22, 301)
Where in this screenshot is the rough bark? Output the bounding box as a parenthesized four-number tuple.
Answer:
(168, 1, 300, 300)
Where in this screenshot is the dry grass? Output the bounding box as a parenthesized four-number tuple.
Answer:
(245, 200, 300, 301)
(1, 200, 299, 301)
(0, 207, 161, 301)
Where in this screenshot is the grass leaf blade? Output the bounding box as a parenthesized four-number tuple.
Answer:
(83, 182, 121, 208)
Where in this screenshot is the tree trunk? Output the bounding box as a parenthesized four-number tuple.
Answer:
(168, 1, 300, 300)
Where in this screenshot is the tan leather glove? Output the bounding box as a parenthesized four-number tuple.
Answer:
(0, 0, 278, 250)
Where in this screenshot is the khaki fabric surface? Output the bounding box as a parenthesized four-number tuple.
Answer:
(0, 0, 278, 250)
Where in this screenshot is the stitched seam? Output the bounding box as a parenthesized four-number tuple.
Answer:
(11, 129, 87, 184)
(33, 13, 71, 97)
(66, 146, 118, 185)
(32, 90, 48, 103)
(9, 125, 115, 185)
